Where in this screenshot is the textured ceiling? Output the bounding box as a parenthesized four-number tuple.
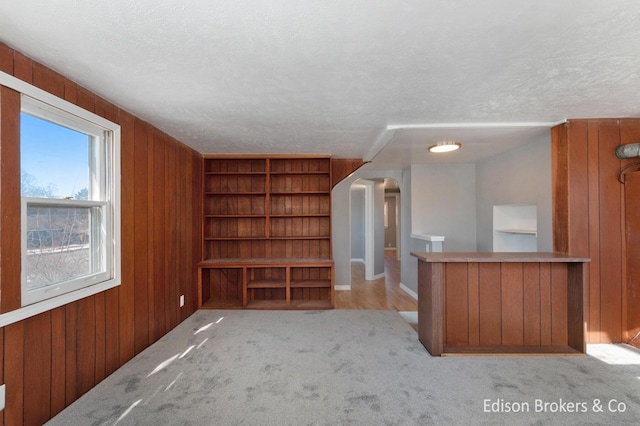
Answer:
(1, 1, 639, 167)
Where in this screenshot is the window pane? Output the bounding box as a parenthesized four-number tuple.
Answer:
(25, 205, 103, 290)
(20, 112, 90, 199)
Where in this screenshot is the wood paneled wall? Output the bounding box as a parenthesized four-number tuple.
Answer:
(552, 119, 640, 344)
(0, 43, 203, 425)
(625, 173, 640, 349)
(331, 158, 365, 187)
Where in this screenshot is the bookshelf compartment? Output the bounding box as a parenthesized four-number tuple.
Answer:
(270, 217, 330, 238)
(201, 268, 243, 309)
(291, 266, 332, 284)
(204, 239, 330, 260)
(270, 175, 330, 193)
(204, 194, 265, 216)
(270, 158, 330, 174)
(247, 267, 286, 288)
(247, 266, 287, 308)
(205, 240, 259, 259)
(267, 239, 331, 258)
(290, 288, 332, 309)
(205, 217, 266, 239)
(205, 158, 266, 173)
(291, 266, 333, 309)
(205, 174, 266, 193)
(270, 194, 330, 215)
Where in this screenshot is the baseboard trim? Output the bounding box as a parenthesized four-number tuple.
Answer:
(350, 258, 365, 264)
(369, 272, 385, 280)
(400, 282, 418, 300)
(335, 285, 351, 291)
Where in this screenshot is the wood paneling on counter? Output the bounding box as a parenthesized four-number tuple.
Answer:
(444, 262, 571, 348)
(413, 252, 588, 356)
(0, 42, 203, 424)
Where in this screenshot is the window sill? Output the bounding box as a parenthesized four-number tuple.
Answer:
(0, 279, 120, 327)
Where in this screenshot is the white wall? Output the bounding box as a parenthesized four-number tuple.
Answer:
(332, 143, 552, 295)
(332, 169, 405, 289)
(332, 174, 357, 287)
(400, 167, 416, 294)
(475, 138, 552, 251)
(410, 163, 477, 251)
(350, 187, 365, 260)
(373, 179, 385, 276)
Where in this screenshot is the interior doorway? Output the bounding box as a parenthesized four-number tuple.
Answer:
(383, 178, 401, 261)
(339, 177, 405, 309)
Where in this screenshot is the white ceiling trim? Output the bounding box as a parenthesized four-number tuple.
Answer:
(386, 121, 567, 131)
(365, 128, 399, 162)
(364, 121, 567, 162)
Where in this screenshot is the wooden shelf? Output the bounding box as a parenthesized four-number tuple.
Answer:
(205, 214, 267, 218)
(204, 237, 267, 241)
(200, 156, 333, 310)
(270, 191, 329, 195)
(290, 300, 332, 310)
(270, 214, 330, 218)
(199, 258, 334, 267)
(244, 299, 332, 310)
(270, 171, 329, 175)
(291, 279, 331, 288)
(246, 300, 287, 310)
(247, 279, 286, 289)
(201, 299, 243, 309)
(205, 191, 267, 195)
(268, 236, 330, 240)
(205, 171, 266, 175)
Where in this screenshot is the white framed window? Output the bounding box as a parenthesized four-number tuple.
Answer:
(0, 70, 120, 324)
(20, 96, 119, 306)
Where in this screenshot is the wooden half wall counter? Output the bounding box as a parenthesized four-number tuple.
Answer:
(411, 252, 589, 357)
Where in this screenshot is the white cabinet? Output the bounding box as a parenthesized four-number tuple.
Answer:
(493, 204, 537, 252)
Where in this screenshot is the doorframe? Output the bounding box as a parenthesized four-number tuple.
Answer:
(364, 180, 375, 280)
(384, 191, 401, 260)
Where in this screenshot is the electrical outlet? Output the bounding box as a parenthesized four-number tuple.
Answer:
(0, 384, 5, 411)
(179, 295, 185, 307)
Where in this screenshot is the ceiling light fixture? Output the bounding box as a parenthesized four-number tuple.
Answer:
(428, 141, 461, 153)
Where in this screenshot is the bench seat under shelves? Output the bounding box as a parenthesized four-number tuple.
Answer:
(197, 258, 334, 310)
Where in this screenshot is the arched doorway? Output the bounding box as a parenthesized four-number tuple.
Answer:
(336, 177, 414, 310)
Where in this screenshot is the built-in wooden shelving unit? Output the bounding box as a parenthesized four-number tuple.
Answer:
(198, 156, 333, 309)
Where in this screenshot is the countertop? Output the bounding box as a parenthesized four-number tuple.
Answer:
(410, 252, 590, 263)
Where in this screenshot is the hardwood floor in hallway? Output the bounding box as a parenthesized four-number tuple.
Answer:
(334, 249, 418, 311)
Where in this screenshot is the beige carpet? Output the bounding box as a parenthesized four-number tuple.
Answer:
(47, 310, 640, 425)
